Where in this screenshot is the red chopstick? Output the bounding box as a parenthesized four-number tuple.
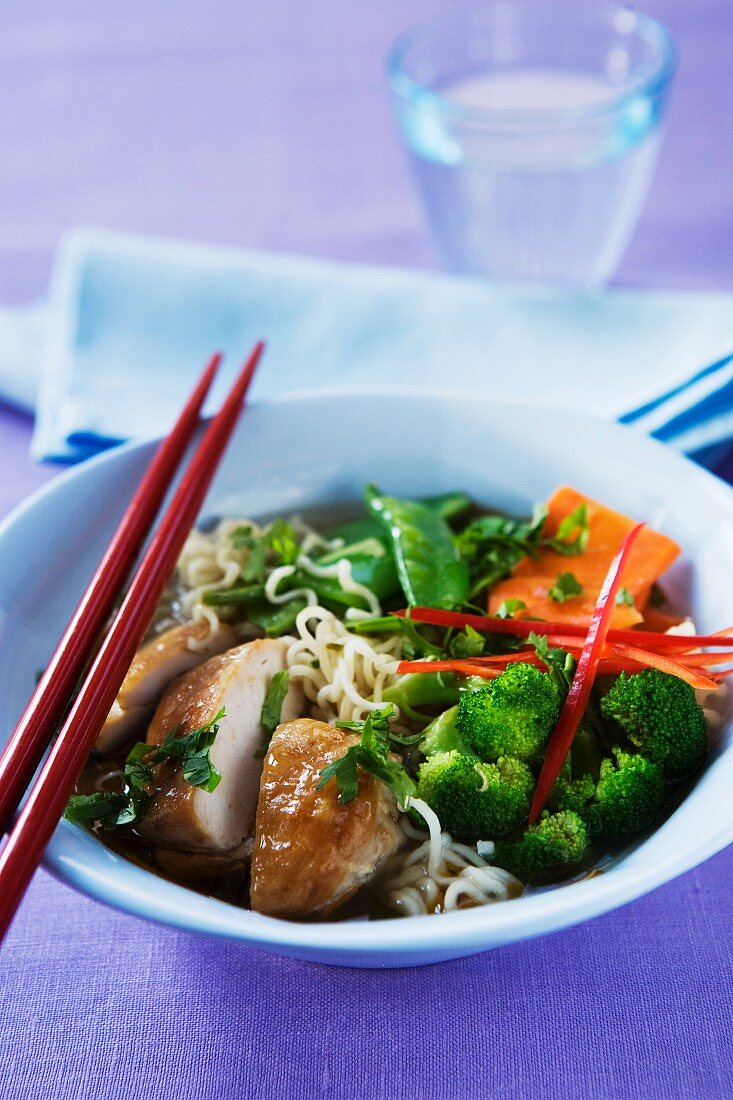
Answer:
(0, 341, 264, 941)
(0, 353, 221, 838)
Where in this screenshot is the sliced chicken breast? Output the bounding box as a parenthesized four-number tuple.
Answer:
(96, 621, 239, 756)
(250, 719, 405, 918)
(136, 639, 304, 853)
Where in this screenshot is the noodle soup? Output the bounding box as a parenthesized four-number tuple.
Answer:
(69, 486, 723, 922)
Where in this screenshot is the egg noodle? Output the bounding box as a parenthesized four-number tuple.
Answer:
(172, 516, 405, 722)
(377, 799, 523, 915)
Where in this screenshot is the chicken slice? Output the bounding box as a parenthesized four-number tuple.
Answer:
(250, 719, 405, 918)
(136, 639, 304, 853)
(96, 621, 239, 756)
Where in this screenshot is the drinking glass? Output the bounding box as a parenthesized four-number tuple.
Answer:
(387, 2, 676, 288)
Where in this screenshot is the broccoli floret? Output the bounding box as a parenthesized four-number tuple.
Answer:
(548, 771, 597, 814)
(600, 669, 708, 781)
(416, 751, 533, 842)
(585, 749, 665, 844)
(493, 810, 590, 885)
(456, 662, 561, 764)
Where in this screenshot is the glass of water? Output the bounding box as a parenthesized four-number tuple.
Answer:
(387, 1, 676, 288)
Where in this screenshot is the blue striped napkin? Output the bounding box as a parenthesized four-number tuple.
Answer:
(0, 228, 731, 466)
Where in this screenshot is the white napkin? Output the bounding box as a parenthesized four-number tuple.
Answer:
(1, 228, 732, 464)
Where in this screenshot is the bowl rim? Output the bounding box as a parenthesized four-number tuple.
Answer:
(4, 385, 733, 958)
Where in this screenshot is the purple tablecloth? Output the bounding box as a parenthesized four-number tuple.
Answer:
(1, 3, 732, 1097)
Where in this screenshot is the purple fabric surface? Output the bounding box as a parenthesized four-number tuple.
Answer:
(1, 2, 733, 1098)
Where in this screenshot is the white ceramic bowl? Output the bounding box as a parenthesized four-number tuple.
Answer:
(2, 389, 732, 968)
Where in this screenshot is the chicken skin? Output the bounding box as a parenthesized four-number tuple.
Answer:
(97, 620, 239, 756)
(250, 719, 404, 918)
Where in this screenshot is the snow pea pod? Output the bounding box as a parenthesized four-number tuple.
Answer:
(247, 597, 308, 636)
(364, 485, 469, 608)
(316, 537, 399, 601)
(203, 583, 266, 606)
(326, 491, 471, 545)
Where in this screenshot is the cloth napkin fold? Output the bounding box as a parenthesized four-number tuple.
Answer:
(2, 228, 733, 464)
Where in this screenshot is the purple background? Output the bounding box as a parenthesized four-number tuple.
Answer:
(2, 2, 733, 1097)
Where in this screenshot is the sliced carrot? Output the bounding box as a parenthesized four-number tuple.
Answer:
(488, 486, 680, 629)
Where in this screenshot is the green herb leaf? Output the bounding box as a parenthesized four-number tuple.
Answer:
(64, 790, 130, 827)
(494, 599, 528, 619)
(400, 613, 445, 660)
(529, 632, 576, 694)
(265, 519, 300, 565)
(449, 625, 486, 658)
(317, 749, 360, 804)
(182, 750, 222, 792)
(615, 587, 635, 607)
(229, 524, 255, 548)
(548, 572, 583, 603)
(261, 670, 290, 736)
(454, 506, 547, 600)
(255, 670, 290, 757)
(543, 503, 590, 556)
(64, 709, 225, 829)
(317, 705, 417, 808)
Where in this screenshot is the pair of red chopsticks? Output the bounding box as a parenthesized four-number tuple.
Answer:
(0, 342, 264, 942)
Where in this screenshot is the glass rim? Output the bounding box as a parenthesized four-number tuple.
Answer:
(386, 2, 677, 127)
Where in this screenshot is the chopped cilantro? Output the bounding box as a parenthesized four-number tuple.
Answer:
(256, 670, 290, 757)
(229, 524, 255, 548)
(64, 709, 225, 827)
(229, 519, 300, 585)
(494, 599, 527, 619)
(265, 519, 300, 565)
(615, 587, 635, 607)
(529, 632, 576, 694)
(548, 572, 583, 603)
(543, 503, 590, 556)
(454, 505, 547, 599)
(449, 625, 486, 658)
(316, 705, 416, 808)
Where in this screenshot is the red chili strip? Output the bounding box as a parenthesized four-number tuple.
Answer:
(395, 606, 733, 651)
(529, 524, 646, 822)
(396, 659, 504, 677)
(661, 650, 733, 666)
(604, 642, 717, 691)
(399, 638, 721, 690)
